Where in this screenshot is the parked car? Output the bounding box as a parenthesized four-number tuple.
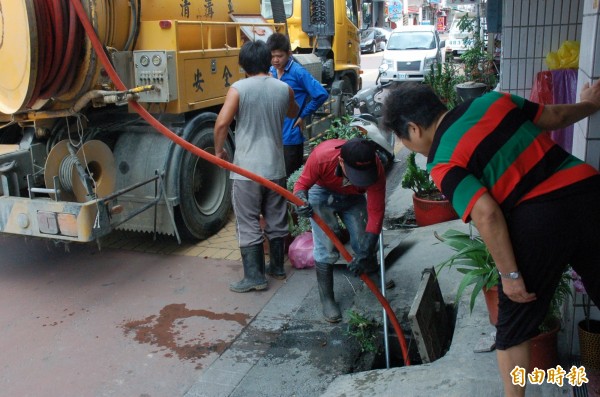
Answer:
(446, 16, 488, 56)
(360, 28, 388, 53)
(379, 25, 446, 83)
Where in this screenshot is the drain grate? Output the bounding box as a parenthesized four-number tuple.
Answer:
(572, 359, 588, 397)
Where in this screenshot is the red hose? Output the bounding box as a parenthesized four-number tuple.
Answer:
(27, 0, 50, 107)
(40, 0, 66, 90)
(54, 1, 83, 97)
(68, 0, 410, 366)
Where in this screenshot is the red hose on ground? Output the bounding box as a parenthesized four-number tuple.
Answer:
(68, 0, 410, 366)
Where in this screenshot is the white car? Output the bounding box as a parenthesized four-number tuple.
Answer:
(379, 25, 446, 83)
(446, 18, 490, 57)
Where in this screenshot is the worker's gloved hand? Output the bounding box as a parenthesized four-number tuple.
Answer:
(293, 190, 313, 218)
(348, 232, 380, 276)
(348, 256, 372, 277)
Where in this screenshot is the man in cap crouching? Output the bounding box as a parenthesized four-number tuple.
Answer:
(293, 137, 386, 322)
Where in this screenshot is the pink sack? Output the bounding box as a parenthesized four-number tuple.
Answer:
(288, 232, 315, 269)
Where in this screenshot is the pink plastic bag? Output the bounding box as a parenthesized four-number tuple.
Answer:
(288, 232, 315, 269)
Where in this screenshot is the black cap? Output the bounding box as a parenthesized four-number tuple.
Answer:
(339, 138, 379, 187)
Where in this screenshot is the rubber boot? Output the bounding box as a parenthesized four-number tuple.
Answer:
(266, 237, 286, 280)
(230, 244, 268, 293)
(315, 262, 342, 323)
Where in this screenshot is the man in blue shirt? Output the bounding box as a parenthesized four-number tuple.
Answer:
(267, 33, 329, 178)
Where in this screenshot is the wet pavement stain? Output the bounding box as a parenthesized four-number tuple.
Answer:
(121, 303, 251, 369)
(38, 308, 79, 327)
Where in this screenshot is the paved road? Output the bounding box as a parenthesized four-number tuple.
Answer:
(0, 233, 290, 397)
(360, 51, 384, 87)
(0, 52, 407, 397)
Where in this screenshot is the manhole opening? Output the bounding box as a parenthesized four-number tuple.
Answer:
(351, 268, 458, 371)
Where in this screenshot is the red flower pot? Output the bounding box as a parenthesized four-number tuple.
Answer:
(529, 322, 560, 371)
(412, 194, 459, 227)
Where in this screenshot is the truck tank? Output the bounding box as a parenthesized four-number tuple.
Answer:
(0, 0, 281, 243)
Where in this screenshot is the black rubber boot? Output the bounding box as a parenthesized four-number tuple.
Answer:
(230, 244, 268, 293)
(315, 262, 342, 323)
(266, 237, 286, 280)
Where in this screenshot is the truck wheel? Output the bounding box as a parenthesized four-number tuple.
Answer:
(176, 126, 233, 241)
(339, 75, 354, 95)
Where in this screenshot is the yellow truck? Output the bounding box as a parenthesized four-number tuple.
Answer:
(0, 0, 360, 244)
(261, 0, 362, 94)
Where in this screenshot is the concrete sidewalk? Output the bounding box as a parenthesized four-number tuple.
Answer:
(322, 221, 574, 397)
(185, 220, 575, 397)
(178, 150, 580, 397)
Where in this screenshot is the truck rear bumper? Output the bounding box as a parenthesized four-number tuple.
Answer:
(0, 196, 105, 242)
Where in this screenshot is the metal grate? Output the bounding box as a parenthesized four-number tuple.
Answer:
(396, 61, 421, 71)
(571, 359, 588, 397)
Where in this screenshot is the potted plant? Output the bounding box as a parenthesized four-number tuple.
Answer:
(435, 227, 499, 325)
(402, 152, 458, 227)
(435, 227, 575, 345)
(573, 270, 600, 393)
(453, 14, 499, 102)
(424, 60, 465, 110)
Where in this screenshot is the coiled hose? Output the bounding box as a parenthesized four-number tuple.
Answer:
(27, 0, 83, 105)
(68, 0, 410, 366)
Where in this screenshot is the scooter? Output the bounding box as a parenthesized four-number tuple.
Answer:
(341, 64, 396, 169)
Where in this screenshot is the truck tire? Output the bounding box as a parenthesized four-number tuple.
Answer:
(330, 75, 355, 117)
(339, 75, 353, 95)
(176, 126, 233, 241)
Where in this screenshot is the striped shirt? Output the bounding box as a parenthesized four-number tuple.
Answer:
(428, 91, 598, 222)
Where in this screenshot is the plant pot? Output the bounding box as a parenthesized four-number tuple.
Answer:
(483, 285, 499, 326)
(529, 322, 560, 370)
(455, 82, 488, 103)
(579, 319, 600, 370)
(412, 194, 458, 227)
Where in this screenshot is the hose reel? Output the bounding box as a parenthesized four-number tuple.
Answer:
(44, 140, 116, 202)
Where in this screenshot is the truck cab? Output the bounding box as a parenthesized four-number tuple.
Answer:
(261, 0, 361, 94)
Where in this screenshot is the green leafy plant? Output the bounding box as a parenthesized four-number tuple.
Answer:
(435, 227, 498, 313)
(286, 165, 312, 236)
(423, 61, 465, 110)
(308, 116, 362, 148)
(402, 152, 443, 200)
(436, 227, 574, 333)
(539, 270, 573, 333)
(457, 14, 498, 89)
(345, 310, 380, 354)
